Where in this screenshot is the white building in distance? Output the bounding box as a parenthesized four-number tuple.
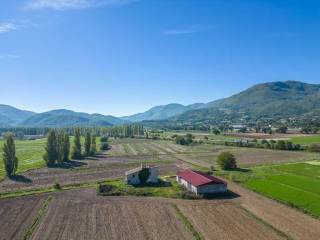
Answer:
(125, 166, 159, 185)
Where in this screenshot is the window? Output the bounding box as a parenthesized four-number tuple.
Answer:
(132, 174, 135, 178)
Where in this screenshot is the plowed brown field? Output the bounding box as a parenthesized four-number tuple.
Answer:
(31, 189, 193, 240)
(0, 195, 47, 240)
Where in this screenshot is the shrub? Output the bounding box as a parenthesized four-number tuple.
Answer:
(217, 152, 237, 170)
(100, 136, 109, 142)
(97, 183, 114, 194)
(100, 142, 109, 151)
(53, 182, 61, 190)
(175, 136, 187, 145)
(308, 144, 320, 152)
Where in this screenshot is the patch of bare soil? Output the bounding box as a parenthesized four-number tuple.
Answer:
(0, 195, 46, 240)
(31, 189, 193, 240)
(227, 181, 320, 240)
(178, 203, 285, 240)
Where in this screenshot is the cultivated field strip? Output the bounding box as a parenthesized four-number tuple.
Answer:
(0, 195, 47, 240)
(178, 203, 286, 240)
(228, 181, 320, 240)
(31, 189, 193, 240)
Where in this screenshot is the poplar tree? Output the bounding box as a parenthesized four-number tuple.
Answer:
(56, 131, 64, 164)
(43, 130, 58, 166)
(71, 128, 82, 159)
(90, 135, 96, 156)
(84, 132, 91, 156)
(63, 132, 70, 161)
(2, 133, 18, 177)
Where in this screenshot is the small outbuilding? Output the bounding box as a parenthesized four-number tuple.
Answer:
(125, 165, 159, 185)
(176, 169, 227, 195)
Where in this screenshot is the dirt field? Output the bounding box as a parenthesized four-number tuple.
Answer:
(178, 203, 285, 240)
(0, 195, 47, 240)
(1, 185, 320, 240)
(31, 189, 193, 240)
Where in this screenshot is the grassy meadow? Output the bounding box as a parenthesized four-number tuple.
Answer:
(0, 136, 101, 180)
(0, 138, 46, 179)
(291, 135, 320, 145)
(220, 161, 320, 218)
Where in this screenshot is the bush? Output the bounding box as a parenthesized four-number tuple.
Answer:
(308, 144, 320, 152)
(175, 136, 187, 145)
(97, 183, 114, 194)
(100, 136, 109, 142)
(53, 182, 61, 190)
(217, 152, 237, 170)
(100, 142, 109, 151)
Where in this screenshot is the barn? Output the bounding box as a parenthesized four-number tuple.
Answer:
(176, 169, 227, 195)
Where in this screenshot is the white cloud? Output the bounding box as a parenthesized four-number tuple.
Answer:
(26, 0, 138, 10)
(0, 22, 17, 33)
(0, 54, 21, 60)
(163, 25, 211, 36)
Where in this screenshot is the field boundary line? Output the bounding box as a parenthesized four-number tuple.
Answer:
(172, 204, 203, 240)
(23, 195, 53, 240)
(237, 204, 293, 240)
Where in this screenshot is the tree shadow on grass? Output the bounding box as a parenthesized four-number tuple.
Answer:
(49, 160, 88, 169)
(225, 168, 251, 173)
(9, 175, 32, 183)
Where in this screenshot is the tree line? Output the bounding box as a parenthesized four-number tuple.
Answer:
(0, 124, 144, 139)
(43, 128, 100, 166)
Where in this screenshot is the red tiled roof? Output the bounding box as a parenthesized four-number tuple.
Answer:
(177, 169, 226, 187)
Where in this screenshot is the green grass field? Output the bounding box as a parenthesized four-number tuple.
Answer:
(0, 138, 46, 179)
(0, 136, 101, 180)
(221, 162, 320, 218)
(291, 135, 320, 145)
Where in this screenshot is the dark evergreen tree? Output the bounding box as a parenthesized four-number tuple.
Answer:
(2, 133, 18, 177)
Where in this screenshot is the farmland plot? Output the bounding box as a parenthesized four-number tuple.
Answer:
(31, 189, 193, 240)
(178, 203, 285, 240)
(0, 195, 47, 240)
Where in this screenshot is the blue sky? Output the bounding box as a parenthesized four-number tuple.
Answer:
(0, 0, 319, 116)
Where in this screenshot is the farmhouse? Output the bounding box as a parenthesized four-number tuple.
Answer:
(125, 165, 159, 185)
(176, 169, 227, 195)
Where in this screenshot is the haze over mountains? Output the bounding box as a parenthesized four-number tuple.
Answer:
(1, 81, 319, 128)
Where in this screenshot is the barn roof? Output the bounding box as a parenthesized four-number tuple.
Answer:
(177, 169, 226, 187)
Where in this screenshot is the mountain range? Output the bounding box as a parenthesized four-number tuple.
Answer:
(1, 80, 319, 128)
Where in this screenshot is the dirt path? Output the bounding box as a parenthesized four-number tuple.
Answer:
(227, 181, 320, 240)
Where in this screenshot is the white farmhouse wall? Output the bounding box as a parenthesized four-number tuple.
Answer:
(126, 173, 141, 185)
(148, 168, 159, 183)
